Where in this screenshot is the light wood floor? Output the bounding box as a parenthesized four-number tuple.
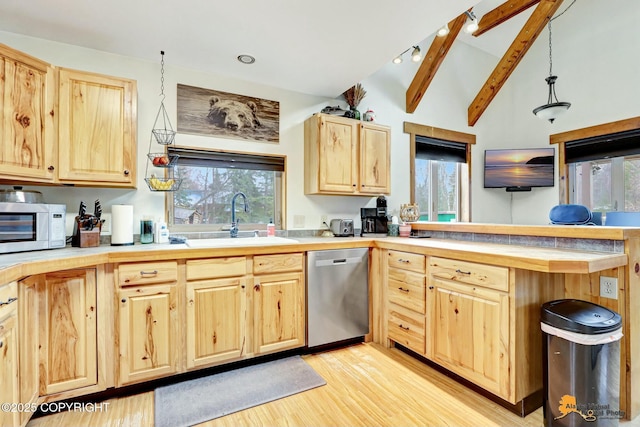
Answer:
(27, 342, 640, 427)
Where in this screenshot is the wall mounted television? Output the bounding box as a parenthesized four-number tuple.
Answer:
(484, 148, 555, 192)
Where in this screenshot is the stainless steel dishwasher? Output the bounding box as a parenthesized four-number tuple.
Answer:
(306, 248, 369, 348)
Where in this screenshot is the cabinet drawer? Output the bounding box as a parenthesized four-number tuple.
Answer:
(0, 281, 18, 319)
(388, 250, 425, 273)
(388, 304, 425, 355)
(118, 261, 178, 286)
(253, 253, 303, 274)
(186, 257, 247, 281)
(429, 257, 509, 292)
(388, 268, 425, 313)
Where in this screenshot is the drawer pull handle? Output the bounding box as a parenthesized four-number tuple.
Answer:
(455, 269, 471, 275)
(397, 259, 410, 263)
(140, 270, 159, 276)
(428, 286, 434, 290)
(0, 297, 17, 307)
(398, 287, 409, 293)
(399, 324, 410, 331)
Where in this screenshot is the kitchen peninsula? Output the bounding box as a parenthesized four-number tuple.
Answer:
(0, 225, 635, 427)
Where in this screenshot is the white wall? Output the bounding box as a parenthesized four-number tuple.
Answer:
(1, 0, 639, 230)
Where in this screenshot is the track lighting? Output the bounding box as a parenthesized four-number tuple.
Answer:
(463, 11, 479, 34)
(437, 24, 450, 37)
(411, 46, 421, 62)
(392, 46, 422, 64)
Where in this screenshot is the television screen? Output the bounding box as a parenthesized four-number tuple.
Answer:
(484, 148, 555, 189)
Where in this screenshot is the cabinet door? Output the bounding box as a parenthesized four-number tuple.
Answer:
(186, 277, 246, 369)
(0, 44, 56, 182)
(430, 277, 510, 398)
(317, 115, 358, 193)
(18, 277, 38, 425)
(118, 284, 178, 385)
(359, 123, 390, 194)
(0, 312, 19, 427)
(38, 269, 97, 396)
(253, 272, 305, 354)
(57, 67, 136, 186)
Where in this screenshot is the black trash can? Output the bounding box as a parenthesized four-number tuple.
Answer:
(541, 299, 623, 427)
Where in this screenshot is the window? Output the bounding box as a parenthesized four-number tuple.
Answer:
(569, 156, 640, 211)
(405, 122, 473, 222)
(552, 118, 640, 212)
(167, 147, 285, 231)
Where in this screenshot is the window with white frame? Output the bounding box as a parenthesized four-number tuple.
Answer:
(167, 147, 285, 231)
(566, 128, 640, 212)
(406, 123, 472, 222)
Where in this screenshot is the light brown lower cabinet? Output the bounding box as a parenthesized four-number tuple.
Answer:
(186, 256, 248, 369)
(18, 277, 38, 427)
(0, 282, 19, 427)
(38, 269, 98, 396)
(116, 261, 179, 386)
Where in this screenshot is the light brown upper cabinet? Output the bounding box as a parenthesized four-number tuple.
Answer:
(0, 43, 137, 187)
(304, 113, 390, 195)
(0, 44, 56, 183)
(58, 68, 137, 187)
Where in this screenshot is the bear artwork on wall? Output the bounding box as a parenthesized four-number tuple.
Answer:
(177, 83, 279, 143)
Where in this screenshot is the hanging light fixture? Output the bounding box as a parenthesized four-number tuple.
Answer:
(532, 19, 571, 123)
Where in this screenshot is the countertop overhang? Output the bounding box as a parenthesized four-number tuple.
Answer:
(0, 236, 627, 284)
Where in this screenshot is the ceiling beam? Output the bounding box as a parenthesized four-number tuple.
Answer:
(474, 0, 541, 36)
(405, 12, 468, 114)
(467, 0, 565, 127)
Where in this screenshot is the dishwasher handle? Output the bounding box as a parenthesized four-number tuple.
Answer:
(315, 257, 363, 267)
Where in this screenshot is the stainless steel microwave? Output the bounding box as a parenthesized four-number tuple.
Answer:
(0, 202, 66, 254)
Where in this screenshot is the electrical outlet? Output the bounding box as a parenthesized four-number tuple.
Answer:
(320, 215, 328, 227)
(600, 276, 618, 299)
(100, 213, 112, 235)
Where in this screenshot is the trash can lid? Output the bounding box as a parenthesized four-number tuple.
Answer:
(541, 299, 622, 334)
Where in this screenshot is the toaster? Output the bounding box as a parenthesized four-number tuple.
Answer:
(330, 219, 354, 237)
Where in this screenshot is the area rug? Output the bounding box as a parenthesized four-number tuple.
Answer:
(154, 356, 326, 427)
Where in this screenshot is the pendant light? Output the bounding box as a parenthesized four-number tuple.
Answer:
(533, 7, 574, 123)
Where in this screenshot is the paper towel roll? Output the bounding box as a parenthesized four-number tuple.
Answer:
(111, 204, 134, 246)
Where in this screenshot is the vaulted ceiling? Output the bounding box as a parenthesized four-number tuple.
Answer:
(406, 0, 567, 126)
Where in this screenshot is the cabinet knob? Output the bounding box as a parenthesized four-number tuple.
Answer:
(48, 165, 55, 171)
(124, 169, 130, 175)
(121, 298, 127, 303)
(428, 286, 434, 290)
(0, 340, 3, 348)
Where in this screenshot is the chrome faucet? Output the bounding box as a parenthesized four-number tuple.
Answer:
(230, 192, 248, 238)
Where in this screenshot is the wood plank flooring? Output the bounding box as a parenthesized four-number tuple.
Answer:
(27, 342, 640, 427)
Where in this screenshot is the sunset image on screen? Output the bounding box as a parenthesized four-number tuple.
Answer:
(484, 148, 554, 188)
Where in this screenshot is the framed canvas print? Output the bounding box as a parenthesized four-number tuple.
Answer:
(177, 84, 279, 143)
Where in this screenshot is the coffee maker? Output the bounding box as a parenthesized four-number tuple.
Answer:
(360, 196, 388, 237)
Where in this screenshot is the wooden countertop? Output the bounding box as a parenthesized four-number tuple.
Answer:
(0, 236, 627, 284)
(410, 221, 640, 240)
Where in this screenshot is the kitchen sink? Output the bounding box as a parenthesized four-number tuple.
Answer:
(185, 236, 298, 248)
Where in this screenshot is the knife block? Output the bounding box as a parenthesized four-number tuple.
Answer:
(72, 217, 102, 248)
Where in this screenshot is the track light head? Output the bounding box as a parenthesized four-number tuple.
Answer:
(411, 46, 421, 62)
(463, 11, 479, 34)
(437, 24, 450, 37)
(392, 55, 403, 64)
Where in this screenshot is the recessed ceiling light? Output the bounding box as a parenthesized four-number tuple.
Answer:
(237, 54, 256, 64)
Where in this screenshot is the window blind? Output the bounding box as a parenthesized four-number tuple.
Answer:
(168, 147, 285, 171)
(565, 128, 640, 163)
(415, 135, 467, 163)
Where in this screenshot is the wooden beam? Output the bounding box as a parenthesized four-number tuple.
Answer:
(474, 0, 541, 36)
(405, 12, 468, 114)
(467, 0, 565, 127)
